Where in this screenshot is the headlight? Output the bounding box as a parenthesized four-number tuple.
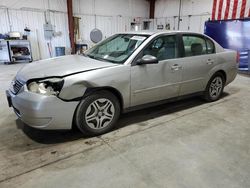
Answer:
(28, 78, 64, 96)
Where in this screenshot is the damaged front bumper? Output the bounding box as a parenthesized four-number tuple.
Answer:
(6, 85, 78, 130)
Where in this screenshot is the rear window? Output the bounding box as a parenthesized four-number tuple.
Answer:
(182, 35, 207, 57)
(206, 38, 215, 54)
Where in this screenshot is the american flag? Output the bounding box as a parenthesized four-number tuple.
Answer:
(212, 0, 250, 20)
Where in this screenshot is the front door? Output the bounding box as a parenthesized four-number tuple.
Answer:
(130, 35, 183, 107)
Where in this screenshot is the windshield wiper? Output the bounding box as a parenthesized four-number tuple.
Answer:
(85, 54, 94, 58)
(84, 54, 120, 64)
(93, 57, 110, 62)
(84, 54, 106, 62)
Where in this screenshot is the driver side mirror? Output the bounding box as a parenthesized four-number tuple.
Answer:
(136, 55, 159, 65)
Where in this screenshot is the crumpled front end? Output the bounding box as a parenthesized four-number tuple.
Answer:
(6, 78, 78, 130)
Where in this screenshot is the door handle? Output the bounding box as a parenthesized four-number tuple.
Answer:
(171, 64, 182, 71)
(206, 59, 214, 65)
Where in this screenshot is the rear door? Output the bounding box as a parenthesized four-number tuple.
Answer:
(178, 34, 217, 95)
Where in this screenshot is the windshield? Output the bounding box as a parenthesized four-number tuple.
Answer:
(84, 34, 148, 64)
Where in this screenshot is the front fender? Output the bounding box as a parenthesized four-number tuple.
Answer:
(57, 65, 131, 109)
(58, 81, 90, 101)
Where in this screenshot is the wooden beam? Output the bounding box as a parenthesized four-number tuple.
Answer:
(67, 0, 75, 54)
(149, 0, 156, 19)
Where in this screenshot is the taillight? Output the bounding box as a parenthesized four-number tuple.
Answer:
(236, 51, 240, 63)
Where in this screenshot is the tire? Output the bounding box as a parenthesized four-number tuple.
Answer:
(75, 91, 120, 136)
(204, 72, 225, 102)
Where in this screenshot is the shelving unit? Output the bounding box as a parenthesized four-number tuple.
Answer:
(0, 40, 32, 64)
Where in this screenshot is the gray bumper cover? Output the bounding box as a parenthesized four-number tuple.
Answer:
(6, 86, 78, 130)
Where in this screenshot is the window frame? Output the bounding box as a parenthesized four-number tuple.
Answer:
(179, 33, 216, 57)
(132, 33, 182, 66)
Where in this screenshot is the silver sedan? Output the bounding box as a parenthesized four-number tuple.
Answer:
(6, 31, 238, 136)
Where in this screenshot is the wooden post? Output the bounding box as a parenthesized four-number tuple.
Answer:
(67, 0, 75, 54)
(149, 0, 156, 19)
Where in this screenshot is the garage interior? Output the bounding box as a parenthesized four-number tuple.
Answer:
(0, 0, 250, 187)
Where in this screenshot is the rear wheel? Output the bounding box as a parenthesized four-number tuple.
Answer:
(75, 91, 120, 136)
(204, 72, 225, 102)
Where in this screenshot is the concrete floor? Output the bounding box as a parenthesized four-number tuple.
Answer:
(0, 63, 250, 188)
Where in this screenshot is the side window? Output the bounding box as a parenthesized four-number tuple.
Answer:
(206, 38, 215, 54)
(142, 35, 178, 61)
(183, 35, 206, 57)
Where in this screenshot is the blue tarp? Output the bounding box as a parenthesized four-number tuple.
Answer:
(204, 19, 250, 70)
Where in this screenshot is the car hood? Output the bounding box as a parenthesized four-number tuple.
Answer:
(16, 55, 117, 82)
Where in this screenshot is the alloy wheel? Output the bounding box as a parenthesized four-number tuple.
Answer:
(85, 98, 115, 129)
(209, 76, 223, 99)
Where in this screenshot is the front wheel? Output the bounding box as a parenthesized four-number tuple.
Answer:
(75, 91, 120, 136)
(204, 73, 225, 102)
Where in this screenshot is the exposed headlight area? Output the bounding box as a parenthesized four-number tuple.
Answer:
(27, 78, 64, 96)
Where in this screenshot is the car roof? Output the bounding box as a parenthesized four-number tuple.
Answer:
(118, 30, 205, 36)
